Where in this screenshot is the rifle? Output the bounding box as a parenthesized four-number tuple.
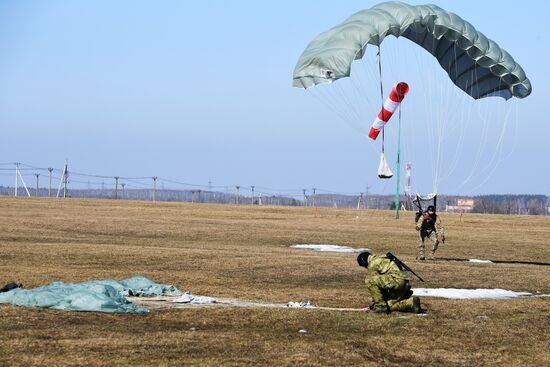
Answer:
(386, 252, 425, 282)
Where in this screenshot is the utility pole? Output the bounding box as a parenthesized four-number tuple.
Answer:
(152, 177, 157, 202)
(235, 186, 240, 204)
(121, 183, 125, 199)
(312, 188, 316, 208)
(35, 174, 40, 196)
(251, 186, 255, 205)
(302, 189, 307, 207)
(365, 184, 370, 209)
(114, 176, 119, 199)
(197, 190, 201, 203)
(14, 163, 19, 197)
(48, 168, 53, 197)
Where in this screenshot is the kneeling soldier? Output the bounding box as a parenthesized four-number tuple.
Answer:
(357, 251, 422, 314)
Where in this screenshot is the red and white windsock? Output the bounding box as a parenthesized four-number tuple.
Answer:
(368, 82, 409, 140)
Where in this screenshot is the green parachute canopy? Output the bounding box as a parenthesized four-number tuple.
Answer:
(293, 1, 531, 100)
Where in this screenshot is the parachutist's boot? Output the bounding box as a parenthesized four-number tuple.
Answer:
(369, 303, 390, 314)
(416, 254, 425, 261)
(412, 296, 422, 314)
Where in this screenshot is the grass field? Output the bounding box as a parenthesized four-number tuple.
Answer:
(0, 197, 549, 366)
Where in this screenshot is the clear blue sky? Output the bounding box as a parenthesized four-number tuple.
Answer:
(0, 1, 547, 196)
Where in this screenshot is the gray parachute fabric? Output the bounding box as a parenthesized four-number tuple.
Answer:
(0, 276, 183, 313)
(293, 1, 531, 100)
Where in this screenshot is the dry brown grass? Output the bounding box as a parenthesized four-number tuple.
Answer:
(0, 197, 549, 366)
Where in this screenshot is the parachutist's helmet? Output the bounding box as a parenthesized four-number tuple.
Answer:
(427, 205, 435, 213)
(357, 251, 371, 268)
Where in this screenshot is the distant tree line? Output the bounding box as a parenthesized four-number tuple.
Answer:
(472, 195, 548, 215)
(0, 186, 547, 215)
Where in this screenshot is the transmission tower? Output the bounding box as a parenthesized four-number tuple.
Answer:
(56, 160, 68, 198)
(405, 162, 413, 210)
(14, 163, 30, 197)
(357, 193, 365, 210)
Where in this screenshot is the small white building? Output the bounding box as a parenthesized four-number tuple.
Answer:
(446, 198, 474, 213)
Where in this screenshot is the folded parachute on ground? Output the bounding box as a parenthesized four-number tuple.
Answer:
(293, 1, 531, 100)
(0, 276, 183, 313)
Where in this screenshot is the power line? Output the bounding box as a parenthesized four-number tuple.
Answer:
(0, 160, 369, 199)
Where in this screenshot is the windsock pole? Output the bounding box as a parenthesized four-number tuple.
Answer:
(395, 106, 402, 220)
(368, 82, 409, 140)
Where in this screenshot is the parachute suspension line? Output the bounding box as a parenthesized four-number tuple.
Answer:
(306, 86, 363, 135)
(436, 45, 473, 186)
(421, 35, 439, 193)
(460, 99, 517, 193)
(453, 67, 494, 191)
(333, 80, 363, 124)
(441, 50, 471, 185)
(434, 53, 453, 193)
(377, 45, 385, 154)
(442, 71, 478, 188)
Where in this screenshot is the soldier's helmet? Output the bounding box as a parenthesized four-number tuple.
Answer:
(427, 205, 435, 213)
(357, 251, 371, 268)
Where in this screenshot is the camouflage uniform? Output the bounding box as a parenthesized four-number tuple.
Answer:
(364, 254, 414, 312)
(416, 212, 444, 260)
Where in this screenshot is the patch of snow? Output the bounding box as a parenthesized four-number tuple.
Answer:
(469, 259, 493, 263)
(190, 296, 217, 304)
(413, 288, 532, 299)
(287, 301, 317, 308)
(172, 292, 217, 304)
(291, 244, 368, 253)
